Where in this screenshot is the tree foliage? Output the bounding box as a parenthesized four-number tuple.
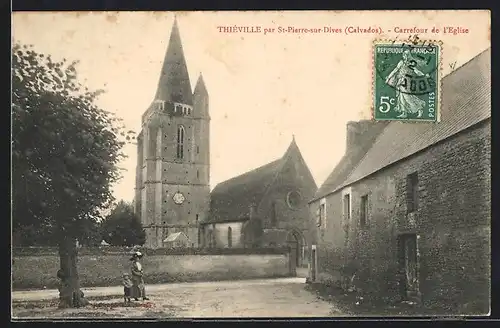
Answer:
(11, 42, 135, 307)
(101, 201, 145, 246)
(12, 42, 133, 242)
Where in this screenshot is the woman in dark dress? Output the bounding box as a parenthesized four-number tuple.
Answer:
(130, 251, 149, 301)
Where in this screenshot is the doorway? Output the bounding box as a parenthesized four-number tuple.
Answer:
(397, 233, 420, 299)
(286, 230, 302, 267)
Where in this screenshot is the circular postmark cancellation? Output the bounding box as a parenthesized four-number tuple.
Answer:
(373, 39, 442, 122)
(376, 43, 438, 96)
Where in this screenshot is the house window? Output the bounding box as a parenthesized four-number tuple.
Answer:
(343, 193, 350, 245)
(197, 170, 200, 179)
(407, 172, 419, 213)
(176, 125, 185, 159)
(227, 227, 232, 248)
(196, 214, 199, 222)
(360, 194, 368, 228)
(343, 194, 351, 221)
(196, 145, 199, 154)
(318, 201, 326, 228)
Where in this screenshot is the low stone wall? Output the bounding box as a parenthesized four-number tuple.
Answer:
(12, 247, 293, 290)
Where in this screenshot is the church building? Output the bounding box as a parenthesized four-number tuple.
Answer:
(135, 19, 317, 255)
(134, 19, 210, 249)
(201, 138, 317, 267)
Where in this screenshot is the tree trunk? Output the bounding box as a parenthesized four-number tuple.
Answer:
(58, 234, 89, 308)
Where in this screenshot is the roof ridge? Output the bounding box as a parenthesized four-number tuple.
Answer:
(335, 117, 490, 193)
(332, 49, 490, 192)
(211, 157, 283, 193)
(336, 122, 392, 192)
(258, 140, 317, 208)
(310, 48, 490, 203)
(311, 121, 390, 202)
(255, 150, 289, 210)
(440, 47, 490, 83)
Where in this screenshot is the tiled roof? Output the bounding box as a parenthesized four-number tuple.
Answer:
(205, 139, 307, 224)
(312, 121, 389, 201)
(163, 232, 188, 243)
(337, 47, 491, 190)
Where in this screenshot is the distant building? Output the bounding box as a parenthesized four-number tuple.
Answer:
(134, 19, 210, 249)
(308, 48, 491, 314)
(163, 232, 191, 248)
(201, 138, 317, 266)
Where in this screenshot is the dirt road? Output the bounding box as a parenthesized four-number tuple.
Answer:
(12, 277, 345, 318)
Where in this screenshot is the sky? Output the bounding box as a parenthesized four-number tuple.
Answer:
(12, 11, 490, 202)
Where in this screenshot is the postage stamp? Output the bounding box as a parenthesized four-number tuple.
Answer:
(373, 40, 442, 122)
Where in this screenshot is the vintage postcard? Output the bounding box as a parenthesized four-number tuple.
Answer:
(11, 10, 491, 319)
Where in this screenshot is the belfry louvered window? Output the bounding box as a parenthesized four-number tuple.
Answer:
(176, 125, 185, 159)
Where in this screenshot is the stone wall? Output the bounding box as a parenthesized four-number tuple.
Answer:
(12, 247, 293, 290)
(310, 120, 491, 315)
(204, 221, 245, 248)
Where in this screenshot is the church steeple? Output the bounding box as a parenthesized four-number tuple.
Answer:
(194, 73, 208, 97)
(193, 73, 209, 118)
(155, 18, 193, 105)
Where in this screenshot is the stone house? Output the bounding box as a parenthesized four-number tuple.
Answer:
(200, 138, 317, 267)
(308, 48, 490, 314)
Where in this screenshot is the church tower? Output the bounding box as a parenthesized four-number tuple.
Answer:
(134, 19, 210, 248)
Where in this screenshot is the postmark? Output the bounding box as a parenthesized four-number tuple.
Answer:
(373, 39, 442, 122)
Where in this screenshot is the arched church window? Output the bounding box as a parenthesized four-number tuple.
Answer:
(176, 125, 185, 159)
(227, 227, 232, 248)
(206, 230, 212, 248)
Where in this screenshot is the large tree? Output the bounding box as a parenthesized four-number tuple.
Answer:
(12, 42, 133, 308)
(101, 201, 146, 246)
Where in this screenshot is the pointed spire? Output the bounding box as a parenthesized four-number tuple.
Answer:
(283, 134, 300, 159)
(194, 73, 208, 96)
(155, 18, 193, 105)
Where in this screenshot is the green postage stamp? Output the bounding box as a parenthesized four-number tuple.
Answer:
(373, 40, 442, 122)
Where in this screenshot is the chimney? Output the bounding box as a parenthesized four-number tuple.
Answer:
(345, 120, 387, 152)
